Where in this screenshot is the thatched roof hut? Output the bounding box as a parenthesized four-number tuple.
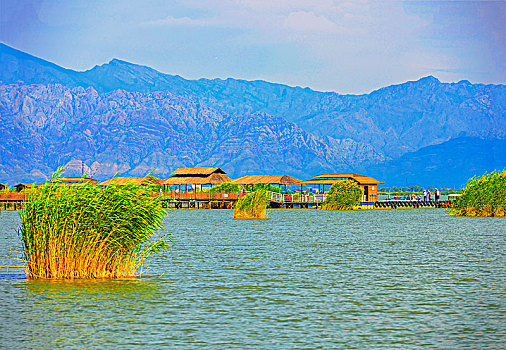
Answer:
(99, 177, 162, 187)
(232, 175, 301, 185)
(162, 168, 231, 186)
(170, 167, 226, 176)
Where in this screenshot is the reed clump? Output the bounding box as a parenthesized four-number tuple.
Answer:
(20, 177, 170, 279)
(321, 180, 362, 210)
(234, 189, 270, 219)
(450, 170, 506, 217)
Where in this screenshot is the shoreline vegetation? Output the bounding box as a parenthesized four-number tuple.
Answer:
(450, 170, 505, 217)
(20, 171, 171, 279)
(320, 180, 362, 211)
(233, 189, 270, 219)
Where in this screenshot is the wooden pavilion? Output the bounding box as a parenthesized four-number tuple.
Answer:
(162, 168, 231, 188)
(161, 168, 233, 206)
(0, 184, 7, 191)
(301, 174, 384, 203)
(232, 174, 301, 192)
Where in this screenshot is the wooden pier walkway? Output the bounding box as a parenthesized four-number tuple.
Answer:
(0, 191, 451, 210)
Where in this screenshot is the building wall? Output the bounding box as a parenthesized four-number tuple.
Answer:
(360, 184, 378, 203)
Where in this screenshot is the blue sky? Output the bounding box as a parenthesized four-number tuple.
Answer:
(0, 0, 504, 93)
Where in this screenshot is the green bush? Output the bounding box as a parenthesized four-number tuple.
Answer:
(321, 180, 363, 210)
(209, 181, 240, 193)
(451, 170, 506, 217)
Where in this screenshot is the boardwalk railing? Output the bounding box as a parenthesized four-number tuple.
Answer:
(0, 192, 27, 201)
(153, 191, 249, 201)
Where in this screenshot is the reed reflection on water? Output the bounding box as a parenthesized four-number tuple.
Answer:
(0, 209, 504, 349)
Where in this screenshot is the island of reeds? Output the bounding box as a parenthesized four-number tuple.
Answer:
(451, 170, 505, 217)
(321, 180, 362, 210)
(20, 174, 170, 279)
(234, 189, 270, 219)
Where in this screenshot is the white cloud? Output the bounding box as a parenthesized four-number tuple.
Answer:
(145, 15, 212, 27)
(284, 11, 343, 33)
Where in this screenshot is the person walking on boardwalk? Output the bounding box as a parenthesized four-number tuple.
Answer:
(423, 189, 427, 201)
(435, 188, 440, 202)
(427, 189, 431, 201)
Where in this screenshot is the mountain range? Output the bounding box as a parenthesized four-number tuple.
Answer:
(1, 43, 505, 187)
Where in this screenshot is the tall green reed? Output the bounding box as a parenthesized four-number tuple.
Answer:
(451, 170, 505, 217)
(234, 189, 270, 219)
(20, 172, 170, 279)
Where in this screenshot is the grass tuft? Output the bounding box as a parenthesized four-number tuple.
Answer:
(450, 169, 506, 217)
(233, 189, 270, 219)
(19, 173, 170, 279)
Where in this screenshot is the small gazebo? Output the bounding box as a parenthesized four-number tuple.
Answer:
(232, 175, 302, 193)
(301, 174, 384, 203)
(162, 167, 232, 192)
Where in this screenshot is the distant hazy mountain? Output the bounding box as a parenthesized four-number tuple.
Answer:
(0, 43, 505, 186)
(369, 137, 506, 187)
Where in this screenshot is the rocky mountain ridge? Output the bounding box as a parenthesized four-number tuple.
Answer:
(0, 83, 381, 183)
(0, 43, 505, 186)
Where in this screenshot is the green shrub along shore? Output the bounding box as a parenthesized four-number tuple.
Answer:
(321, 180, 363, 210)
(450, 170, 506, 217)
(20, 172, 171, 279)
(234, 189, 270, 219)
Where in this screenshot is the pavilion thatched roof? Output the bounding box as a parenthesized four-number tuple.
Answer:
(303, 174, 384, 185)
(99, 177, 162, 186)
(162, 173, 231, 185)
(170, 167, 226, 176)
(232, 175, 302, 185)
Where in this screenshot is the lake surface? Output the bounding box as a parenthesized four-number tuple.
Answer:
(0, 209, 504, 349)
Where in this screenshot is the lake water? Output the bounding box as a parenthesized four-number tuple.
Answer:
(0, 209, 504, 349)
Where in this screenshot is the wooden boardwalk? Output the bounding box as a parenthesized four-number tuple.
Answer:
(0, 191, 451, 210)
(374, 200, 450, 209)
